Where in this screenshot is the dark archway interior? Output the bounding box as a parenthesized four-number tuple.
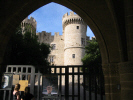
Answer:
(1, 0, 117, 64)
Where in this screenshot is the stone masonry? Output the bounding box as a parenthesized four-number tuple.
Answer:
(36, 11, 90, 66)
(21, 16, 37, 35)
(22, 11, 91, 84)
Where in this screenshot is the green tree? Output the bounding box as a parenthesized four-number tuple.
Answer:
(81, 38, 102, 78)
(81, 39, 105, 94)
(82, 39, 101, 66)
(3, 26, 50, 67)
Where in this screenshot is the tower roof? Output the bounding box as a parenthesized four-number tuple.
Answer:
(62, 11, 86, 29)
(22, 16, 37, 29)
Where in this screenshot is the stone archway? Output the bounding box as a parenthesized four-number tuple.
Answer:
(0, 0, 133, 100)
(0, 0, 114, 65)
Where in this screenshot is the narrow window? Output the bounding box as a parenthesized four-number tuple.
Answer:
(72, 54, 75, 58)
(51, 44, 56, 50)
(51, 56, 54, 63)
(77, 26, 79, 29)
(50, 56, 54, 63)
(81, 38, 85, 45)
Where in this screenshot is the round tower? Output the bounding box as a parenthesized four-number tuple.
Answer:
(62, 11, 87, 65)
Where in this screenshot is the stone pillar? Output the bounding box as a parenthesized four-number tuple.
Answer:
(118, 62, 133, 100)
(124, 0, 133, 61)
(102, 63, 121, 100)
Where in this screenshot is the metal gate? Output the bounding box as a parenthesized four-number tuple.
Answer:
(0, 65, 105, 100)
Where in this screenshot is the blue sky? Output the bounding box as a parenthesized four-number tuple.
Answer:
(28, 2, 94, 37)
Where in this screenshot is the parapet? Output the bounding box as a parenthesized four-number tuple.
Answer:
(91, 36, 96, 40)
(86, 36, 90, 41)
(36, 31, 54, 43)
(21, 16, 37, 29)
(54, 32, 59, 36)
(36, 31, 52, 38)
(36, 31, 64, 44)
(62, 11, 86, 29)
(30, 16, 36, 22)
(62, 11, 76, 18)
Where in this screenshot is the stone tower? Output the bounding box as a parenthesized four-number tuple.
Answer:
(62, 11, 87, 65)
(21, 16, 37, 34)
(36, 11, 89, 67)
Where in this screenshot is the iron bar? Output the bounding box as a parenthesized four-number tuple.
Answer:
(59, 67, 62, 100)
(1, 65, 104, 100)
(72, 67, 74, 100)
(3, 90, 6, 100)
(8, 90, 11, 100)
(65, 67, 69, 100)
(37, 74, 41, 100)
(94, 74, 97, 100)
(89, 66, 92, 100)
(83, 67, 86, 100)
(78, 66, 80, 100)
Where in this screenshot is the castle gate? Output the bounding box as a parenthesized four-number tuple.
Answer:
(0, 65, 104, 100)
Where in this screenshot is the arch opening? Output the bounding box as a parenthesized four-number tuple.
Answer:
(0, 1, 121, 100)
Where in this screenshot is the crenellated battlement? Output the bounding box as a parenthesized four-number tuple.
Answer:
(62, 11, 86, 29)
(20, 11, 90, 67)
(62, 11, 76, 18)
(36, 31, 51, 37)
(54, 32, 59, 36)
(36, 31, 64, 44)
(37, 31, 62, 38)
(21, 16, 37, 29)
(23, 16, 36, 23)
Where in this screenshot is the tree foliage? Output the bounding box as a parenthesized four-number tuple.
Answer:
(3, 26, 50, 66)
(82, 39, 101, 66)
(81, 39, 105, 94)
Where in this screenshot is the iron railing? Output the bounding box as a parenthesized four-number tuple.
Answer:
(0, 65, 105, 100)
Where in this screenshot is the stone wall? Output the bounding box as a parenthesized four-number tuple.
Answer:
(21, 16, 37, 34)
(37, 11, 89, 66)
(63, 11, 87, 65)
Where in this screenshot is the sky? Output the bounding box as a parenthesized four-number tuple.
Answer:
(28, 2, 94, 38)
